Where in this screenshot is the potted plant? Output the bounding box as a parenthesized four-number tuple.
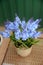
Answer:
(0, 15, 42, 57)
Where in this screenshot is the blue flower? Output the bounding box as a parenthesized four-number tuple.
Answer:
(13, 21, 19, 30)
(27, 19, 41, 31)
(28, 31, 36, 38)
(27, 18, 34, 29)
(30, 24, 38, 31)
(4, 16, 41, 39)
(21, 29, 29, 40)
(5, 21, 19, 31)
(33, 32, 41, 39)
(21, 20, 26, 29)
(14, 29, 21, 40)
(15, 15, 21, 25)
(5, 22, 15, 30)
(0, 30, 10, 38)
(34, 19, 41, 24)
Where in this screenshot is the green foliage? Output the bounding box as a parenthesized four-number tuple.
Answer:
(10, 34, 39, 48)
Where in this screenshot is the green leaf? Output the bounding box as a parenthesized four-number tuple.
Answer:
(10, 33, 39, 48)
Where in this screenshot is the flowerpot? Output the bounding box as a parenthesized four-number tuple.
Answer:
(15, 47, 32, 57)
(0, 35, 3, 46)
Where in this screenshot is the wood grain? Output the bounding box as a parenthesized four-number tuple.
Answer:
(3, 39, 43, 65)
(0, 27, 10, 65)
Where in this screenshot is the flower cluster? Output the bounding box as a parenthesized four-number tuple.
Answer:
(0, 16, 41, 41)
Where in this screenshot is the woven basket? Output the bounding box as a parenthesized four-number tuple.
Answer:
(15, 46, 32, 57)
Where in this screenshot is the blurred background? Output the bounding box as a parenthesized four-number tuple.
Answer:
(0, 0, 43, 29)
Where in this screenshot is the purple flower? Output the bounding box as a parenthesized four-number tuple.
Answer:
(21, 29, 29, 40)
(15, 15, 21, 25)
(2, 16, 41, 40)
(5, 22, 15, 30)
(21, 20, 26, 29)
(33, 32, 41, 39)
(0, 30, 10, 38)
(27, 18, 34, 29)
(27, 19, 41, 31)
(14, 29, 21, 40)
(34, 19, 41, 24)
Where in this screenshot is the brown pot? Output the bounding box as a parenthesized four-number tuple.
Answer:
(16, 46, 32, 57)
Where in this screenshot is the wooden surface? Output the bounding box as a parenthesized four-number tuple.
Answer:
(0, 27, 10, 65)
(3, 38, 43, 65)
(0, 26, 43, 65)
(0, 38, 10, 65)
